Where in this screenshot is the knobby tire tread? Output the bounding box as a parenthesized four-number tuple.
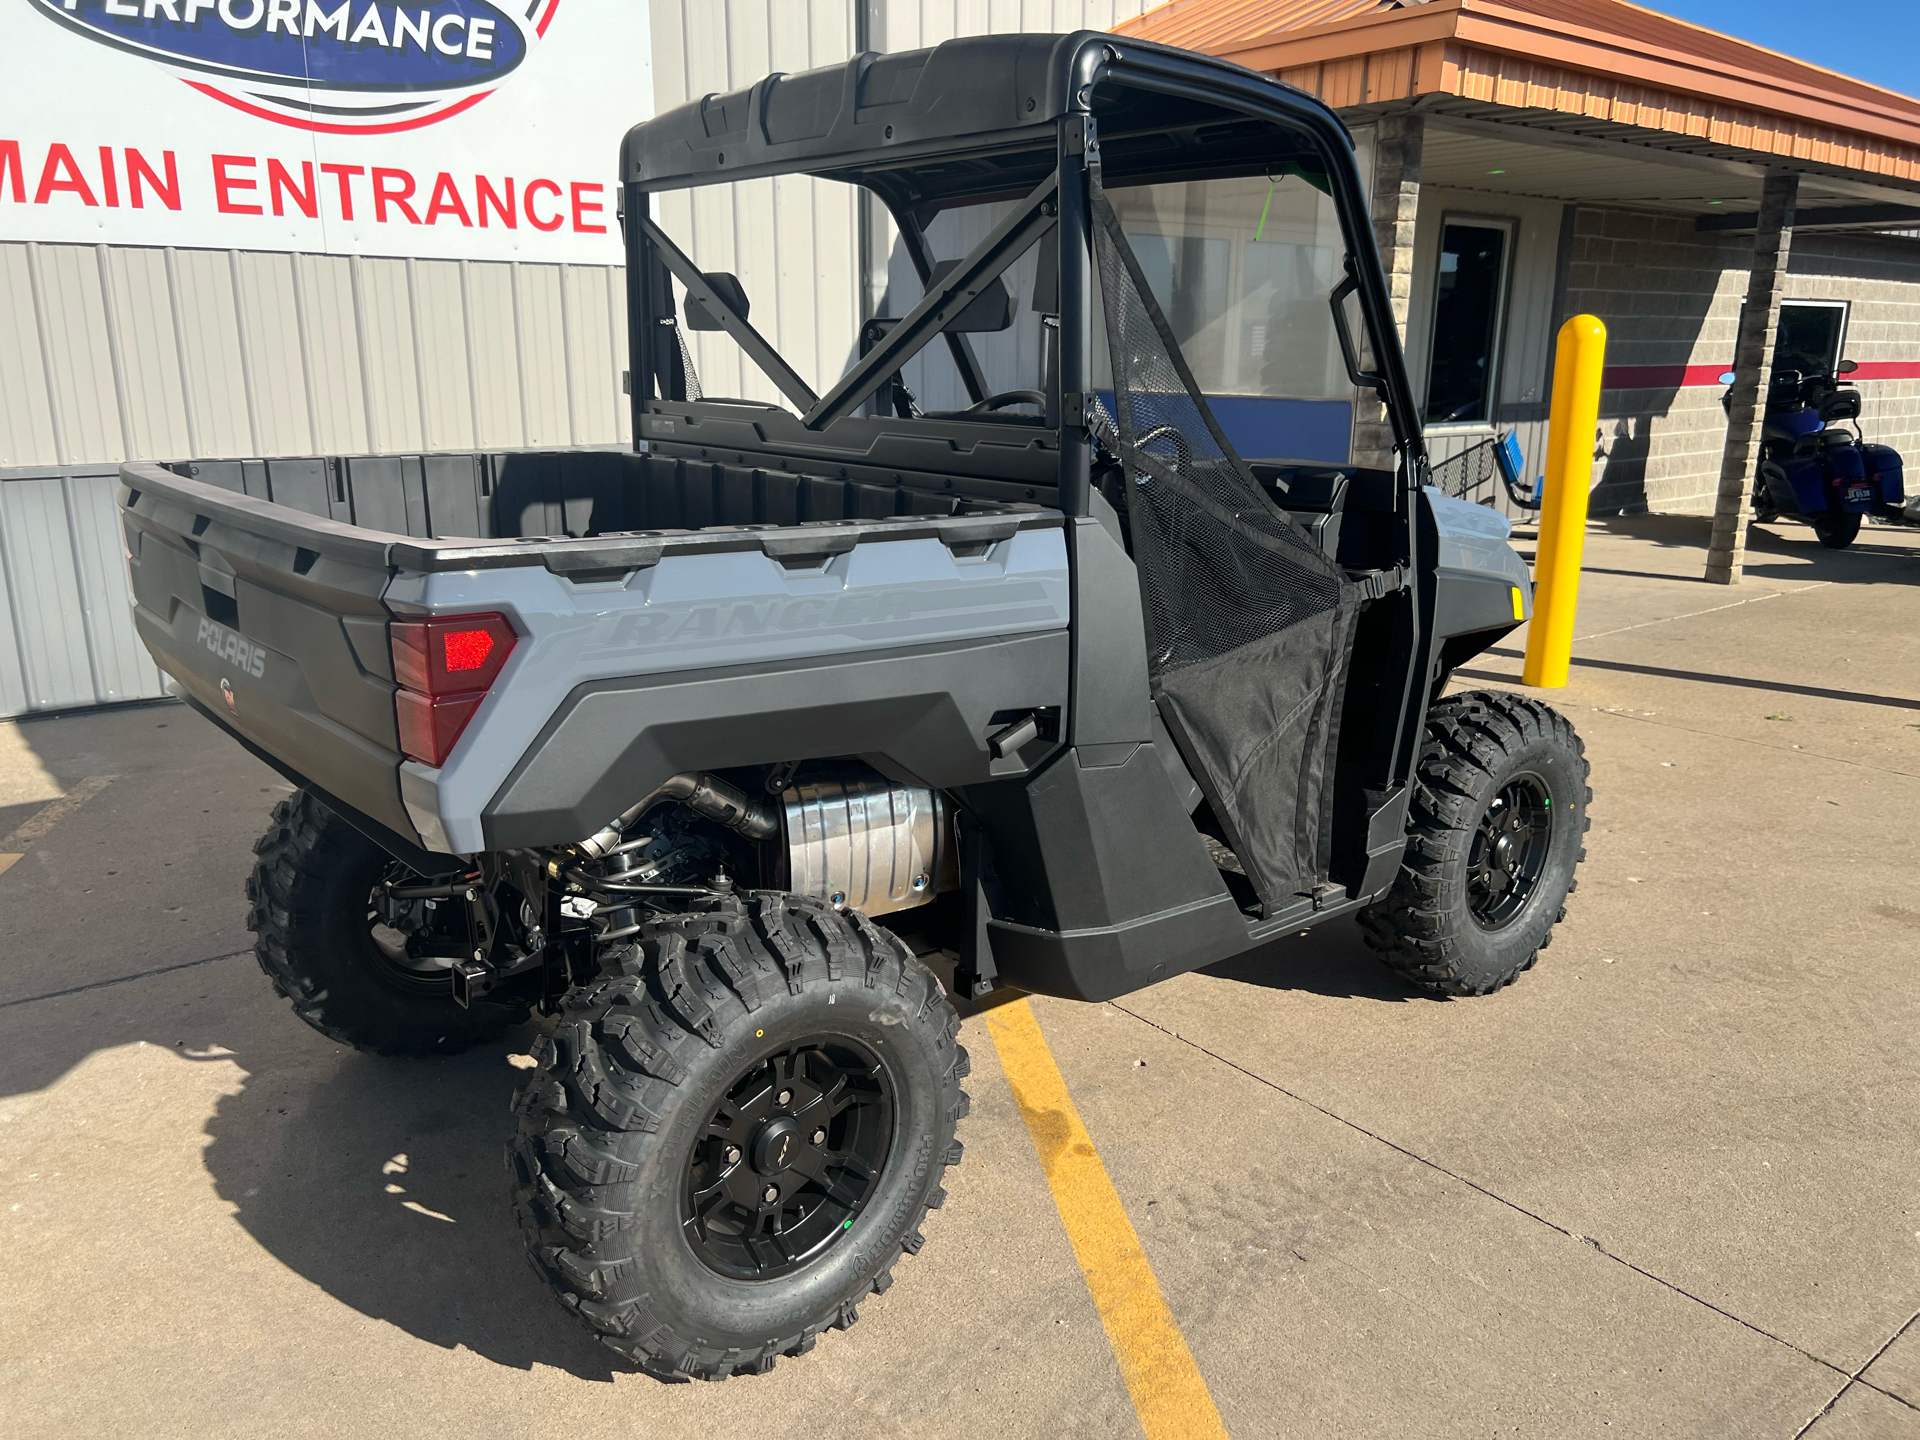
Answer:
(509, 894, 968, 1381)
(1360, 691, 1591, 997)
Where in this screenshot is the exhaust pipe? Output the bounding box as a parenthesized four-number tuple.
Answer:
(579, 772, 780, 857)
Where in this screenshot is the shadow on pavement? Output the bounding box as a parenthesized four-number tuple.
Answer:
(1197, 915, 1429, 1003)
(197, 1027, 626, 1381)
(1588, 512, 1918, 583)
(1478, 647, 1920, 710)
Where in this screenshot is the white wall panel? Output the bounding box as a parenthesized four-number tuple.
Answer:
(564, 266, 621, 446)
(356, 257, 426, 454)
(293, 253, 372, 455)
(234, 250, 314, 457)
(465, 261, 527, 449)
(102, 247, 192, 462)
(516, 264, 573, 446)
(34, 244, 124, 466)
(171, 247, 253, 458)
(0, 477, 94, 711)
(413, 259, 477, 452)
(0, 245, 59, 468)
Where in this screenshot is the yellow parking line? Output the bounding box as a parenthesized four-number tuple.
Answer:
(985, 997, 1229, 1440)
(0, 775, 115, 876)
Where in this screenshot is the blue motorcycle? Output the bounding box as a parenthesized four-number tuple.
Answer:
(1726, 360, 1906, 549)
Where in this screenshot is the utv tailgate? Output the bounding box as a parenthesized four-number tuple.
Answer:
(120, 462, 419, 844)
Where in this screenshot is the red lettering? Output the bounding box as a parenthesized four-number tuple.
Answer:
(34, 144, 98, 207)
(98, 146, 119, 208)
(126, 149, 179, 210)
(423, 171, 472, 227)
(525, 178, 563, 232)
(268, 158, 316, 218)
(569, 181, 605, 234)
(475, 174, 514, 228)
(212, 154, 260, 215)
(319, 163, 363, 220)
(0, 140, 24, 203)
(371, 166, 420, 224)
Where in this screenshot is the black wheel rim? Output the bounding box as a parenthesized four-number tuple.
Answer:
(363, 862, 459, 995)
(683, 1037, 895, 1281)
(1467, 773, 1554, 931)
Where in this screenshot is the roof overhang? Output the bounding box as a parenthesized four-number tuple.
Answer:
(1119, 0, 1920, 190)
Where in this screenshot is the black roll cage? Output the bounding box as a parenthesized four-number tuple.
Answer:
(622, 35, 1425, 513)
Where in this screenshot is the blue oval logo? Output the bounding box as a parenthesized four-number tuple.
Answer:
(30, 0, 553, 132)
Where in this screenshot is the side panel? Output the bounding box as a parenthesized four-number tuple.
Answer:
(391, 527, 1071, 853)
(961, 744, 1248, 1003)
(476, 633, 1070, 851)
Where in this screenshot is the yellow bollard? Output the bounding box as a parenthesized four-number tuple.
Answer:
(1523, 314, 1608, 688)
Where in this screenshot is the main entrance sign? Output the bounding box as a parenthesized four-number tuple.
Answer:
(2, 0, 642, 261)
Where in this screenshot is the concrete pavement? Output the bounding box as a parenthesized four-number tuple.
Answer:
(0, 513, 1914, 1437)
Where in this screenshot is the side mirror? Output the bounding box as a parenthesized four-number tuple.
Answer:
(1837, 359, 1859, 375)
(683, 271, 750, 331)
(928, 259, 1013, 334)
(1717, 371, 1738, 386)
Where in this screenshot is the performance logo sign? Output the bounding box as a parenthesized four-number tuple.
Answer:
(29, 0, 556, 132)
(2, 0, 645, 261)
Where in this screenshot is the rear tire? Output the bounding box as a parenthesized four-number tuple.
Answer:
(510, 893, 968, 1380)
(1812, 510, 1861, 548)
(1360, 692, 1590, 997)
(246, 791, 524, 1056)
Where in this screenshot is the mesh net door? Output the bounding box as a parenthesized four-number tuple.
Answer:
(1090, 184, 1360, 914)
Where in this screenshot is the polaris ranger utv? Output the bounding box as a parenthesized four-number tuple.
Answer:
(120, 32, 1588, 1379)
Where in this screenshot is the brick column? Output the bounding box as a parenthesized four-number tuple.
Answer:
(1352, 112, 1424, 473)
(1704, 172, 1798, 584)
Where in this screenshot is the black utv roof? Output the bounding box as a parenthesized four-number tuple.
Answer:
(620, 30, 1350, 205)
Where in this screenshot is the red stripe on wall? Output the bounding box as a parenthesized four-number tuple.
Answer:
(1601, 361, 1920, 389)
(1600, 363, 1731, 390)
(1845, 361, 1920, 381)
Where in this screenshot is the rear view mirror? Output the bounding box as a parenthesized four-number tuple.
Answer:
(683, 271, 750, 331)
(927, 259, 1013, 334)
(1837, 359, 1859, 374)
(1717, 371, 1738, 386)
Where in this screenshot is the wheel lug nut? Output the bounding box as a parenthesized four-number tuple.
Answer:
(775, 1089, 793, 1107)
(810, 1127, 827, 1146)
(762, 1183, 780, 1204)
(723, 1145, 742, 1165)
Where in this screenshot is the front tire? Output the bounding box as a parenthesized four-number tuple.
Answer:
(1360, 692, 1590, 996)
(510, 893, 969, 1379)
(245, 791, 524, 1056)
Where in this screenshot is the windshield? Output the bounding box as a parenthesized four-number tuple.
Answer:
(1097, 171, 1352, 463)
(645, 164, 1357, 465)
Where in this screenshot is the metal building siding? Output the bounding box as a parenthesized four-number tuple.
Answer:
(295, 252, 372, 455)
(874, 0, 1156, 48)
(0, 246, 58, 467)
(0, 468, 161, 715)
(465, 261, 526, 449)
(103, 245, 194, 461)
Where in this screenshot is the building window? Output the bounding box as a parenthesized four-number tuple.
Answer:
(1772, 300, 1849, 381)
(1424, 219, 1512, 426)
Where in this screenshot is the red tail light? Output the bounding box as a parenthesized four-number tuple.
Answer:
(389, 612, 517, 767)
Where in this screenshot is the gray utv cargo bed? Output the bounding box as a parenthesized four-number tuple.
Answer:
(121, 449, 1071, 857)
